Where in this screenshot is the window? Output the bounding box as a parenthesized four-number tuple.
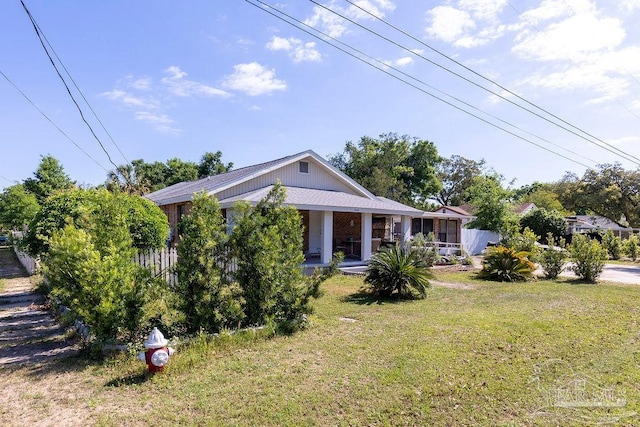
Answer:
(299, 161, 309, 174)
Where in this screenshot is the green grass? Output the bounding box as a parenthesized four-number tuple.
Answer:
(5, 273, 640, 425)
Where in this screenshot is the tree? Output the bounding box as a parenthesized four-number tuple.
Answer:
(230, 183, 321, 326)
(556, 164, 640, 226)
(24, 188, 168, 256)
(515, 182, 569, 214)
(23, 155, 73, 203)
(465, 174, 517, 233)
(519, 208, 568, 241)
(329, 133, 441, 207)
(106, 164, 150, 195)
(166, 158, 198, 187)
(0, 184, 40, 230)
(174, 192, 244, 334)
(435, 155, 485, 206)
(198, 151, 233, 178)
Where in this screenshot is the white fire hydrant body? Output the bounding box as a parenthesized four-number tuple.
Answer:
(138, 327, 175, 373)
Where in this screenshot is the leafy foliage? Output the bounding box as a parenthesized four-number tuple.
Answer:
(569, 233, 608, 283)
(465, 174, 517, 233)
(624, 234, 639, 261)
(539, 233, 567, 280)
(24, 189, 168, 255)
(42, 197, 160, 344)
(411, 232, 440, 267)
(329, 132, 441, 207)
(601, 229, 622, 260)
(434, 155, 486, 206)
(0, 184, 40, 230)
(23, 155, 74, 203)
(478, 246, 535, 282)
(365, 244, 433, 299)
(175, 192, 244, 334)
(230, 183, 321, 326)
(519, 208, 568, 241)
(502, 227, 540, 262)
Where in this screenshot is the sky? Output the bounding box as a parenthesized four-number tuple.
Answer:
(2, 0, 640, 193)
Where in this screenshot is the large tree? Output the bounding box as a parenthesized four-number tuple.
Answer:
(465, 174, 517, 233)
(23, 155, 73, 203)
(556, 163, 640, 226)
(435, 155, 486, 206)
(198, 151, 233, 178)
(329, 133, 441, 207)
(0, 184, 40, 230)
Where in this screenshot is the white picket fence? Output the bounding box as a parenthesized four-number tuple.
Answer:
(134, 247, 178, 286)
(13, 246, 39, 275)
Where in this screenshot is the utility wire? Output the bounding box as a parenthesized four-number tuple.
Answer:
(245, 0, 592, 169)
(507, 1, 640, 123)
(0, 69, 109, 172)
(20, 0, 120, 170)
(29, 14, 130, 164)
(336, 0, 640, 165)
(253, 0, 597, 166)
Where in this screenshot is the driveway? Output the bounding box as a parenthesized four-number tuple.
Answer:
(553, 263, 640, 284)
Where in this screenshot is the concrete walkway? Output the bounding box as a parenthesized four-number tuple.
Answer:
(0, 247, 77, 366)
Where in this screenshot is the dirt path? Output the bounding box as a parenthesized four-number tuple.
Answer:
(0, 247, 77, 366)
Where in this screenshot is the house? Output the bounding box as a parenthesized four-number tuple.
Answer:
(406, 206, 474, 255)
(145, 150, 426, 264)
(566, 215, 639, 239)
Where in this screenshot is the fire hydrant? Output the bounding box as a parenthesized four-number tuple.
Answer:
(138, 327, 175, 374)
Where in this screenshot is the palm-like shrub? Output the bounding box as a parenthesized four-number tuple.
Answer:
(365, 244, 433, 299)
(478, 245, 535, 282)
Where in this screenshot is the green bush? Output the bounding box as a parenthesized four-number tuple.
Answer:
(411, 232, 439, 267)
(502, 227, 540, 262)
(478, 245, 535, 282)
(625, 235, 639, 261)
(601, 230, 622, 260)
(230, 183, 322, 326)
(569, 233, 608, 283)
(175, 192, 244, 334)
(539, 233, 567, 280)
(519, 208, 567, 241)
(365, 244, 432, 299)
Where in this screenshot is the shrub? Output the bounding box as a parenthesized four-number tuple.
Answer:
(478, 245, 535, 282)
(365, 244, 432, 299)
(502, 227, 540, 262)
(175, 192, 244, 334)
(601, 230, 622, 260)
(569, 233, 608, 283)
(625, 234, 639, 261)
(230, 183, 322, 326)
(539, 233, 567, 279)
(519, 208, 567, 241)
(411, 232, 439, 267)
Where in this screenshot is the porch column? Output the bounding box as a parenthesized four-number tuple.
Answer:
(360, 212, 372, 261)
(321, 211, 333, 264)
(400, 215, 412, 244)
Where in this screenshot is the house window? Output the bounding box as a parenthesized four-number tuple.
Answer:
(437, 219, 459, 243)
(299, 161, 309, 174)
(438, 219, 447, 242)
(412, 218, 434, 235)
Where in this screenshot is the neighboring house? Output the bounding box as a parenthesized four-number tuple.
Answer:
(406, 206, 474, 253)
(146, 150, 425, 264)
(566, 215, 639, 239)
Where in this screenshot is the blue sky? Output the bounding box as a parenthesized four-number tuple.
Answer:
(2, 0, 640, 192)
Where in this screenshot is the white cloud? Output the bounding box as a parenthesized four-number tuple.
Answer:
(266, 36, 322, 63)
(102, 89, 158, 110)
(128, 76, 152, 90)
(426, 6, 476, 44)
(161, 66, 231, 98)
(620, 0, 640, 11)
(304, 0, 396, 38)
(134, 111, 181, 135)
(222, 62, 287, 96)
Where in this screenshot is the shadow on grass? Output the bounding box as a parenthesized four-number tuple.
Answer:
(104, 370, 152, 387)
(341, 290, 407, 306)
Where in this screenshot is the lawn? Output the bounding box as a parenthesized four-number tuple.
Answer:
(3, 272, 640, 426)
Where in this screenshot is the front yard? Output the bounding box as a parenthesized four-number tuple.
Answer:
(2, 272, 640, 425)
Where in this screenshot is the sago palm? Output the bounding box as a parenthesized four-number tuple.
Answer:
(365, 244, 433, 299)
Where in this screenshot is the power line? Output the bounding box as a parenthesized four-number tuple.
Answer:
(336, 0, 640, 166)
(244, 0, 593, 169)
(29, 13, 130, 164)
(20, 0, 120, 170)
(0, 69, 109, 172)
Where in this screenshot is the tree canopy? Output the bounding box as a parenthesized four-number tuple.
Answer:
(23, 155, 74, 203)
(329, 133, 441, 207)
(0, 184, 40, 230)
(435, 155, 486, 206)
(465, 174, 517, 233)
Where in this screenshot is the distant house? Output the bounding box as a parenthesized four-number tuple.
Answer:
(566, 215, 639, 239)
(146, 150, 428, 264)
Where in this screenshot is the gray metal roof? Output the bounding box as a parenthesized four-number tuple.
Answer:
(219, 185, 424, 215)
